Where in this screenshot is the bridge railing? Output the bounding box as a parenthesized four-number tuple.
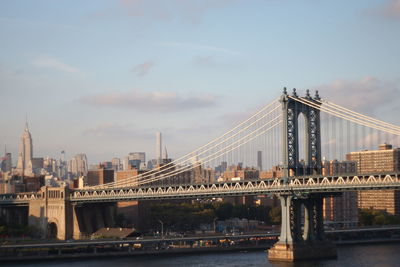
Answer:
(0, 192, 41, 203)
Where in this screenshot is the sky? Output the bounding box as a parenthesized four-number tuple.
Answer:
(1, 0, 400, 164)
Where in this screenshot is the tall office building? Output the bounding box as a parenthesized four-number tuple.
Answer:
(1, 148, 12, 173)
(156, 132, 162, 165)
(129, 152, 145, 164)
(123, 152, 146, 170)
(15, 122, 34, 177)
(68, 154, 88, 178)
(257, 151, 262, 171)
(346, 143, 400, 215)
(111, 158, 121, 171)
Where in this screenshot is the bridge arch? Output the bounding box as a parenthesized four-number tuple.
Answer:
(46, 219, 59, 240)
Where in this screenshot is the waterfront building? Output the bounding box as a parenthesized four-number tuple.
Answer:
(219, 165, 258, 206)
(322, 160, 358, 227)
(322, 159, 357, 176)
(346, 144, 400, 215)
(192, 162, 215, 184)
(260, 165, 283, 179)
(221, 165, 259, 181)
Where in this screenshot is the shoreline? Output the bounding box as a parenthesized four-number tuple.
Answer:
(2, 238, 400, 263)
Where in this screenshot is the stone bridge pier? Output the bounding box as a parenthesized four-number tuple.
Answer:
(268, 194, 337, 261)
(28, 186, 116, 240)
(71, 202, 116, 239)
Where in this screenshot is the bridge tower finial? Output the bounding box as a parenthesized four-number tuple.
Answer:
(314, 90, 321, 101)
(283, 87, 287, 95)
(292, 88, 298, 97)
(306, 89, 311, 99)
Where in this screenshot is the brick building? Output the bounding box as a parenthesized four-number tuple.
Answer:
(346, 143, 400, 215)
(86, 168, 114, 186)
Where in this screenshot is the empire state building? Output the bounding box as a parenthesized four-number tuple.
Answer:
(15, 122, 34, 176)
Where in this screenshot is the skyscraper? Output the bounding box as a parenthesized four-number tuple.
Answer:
(123, 153, 146, 170)
(1, 146, 12, 173)
(68, 154, 88, 178)
(156, 132, 162, 165)
(15, 122, 34, 177)
(257, 151, 262, 171)
(111, 157, 121, 171)
(129, 152, 146, 163)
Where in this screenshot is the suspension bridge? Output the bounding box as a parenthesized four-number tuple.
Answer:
(2, 88, 400, 261)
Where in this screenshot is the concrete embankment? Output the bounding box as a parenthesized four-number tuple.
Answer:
(2, 238, 400, 263)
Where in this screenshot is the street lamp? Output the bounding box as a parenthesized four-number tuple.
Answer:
(158, 220, 164, 239)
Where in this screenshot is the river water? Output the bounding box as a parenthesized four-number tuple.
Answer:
(4, 243, 400, 267)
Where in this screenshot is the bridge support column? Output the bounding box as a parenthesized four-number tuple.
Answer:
(268, 194, 337, 262)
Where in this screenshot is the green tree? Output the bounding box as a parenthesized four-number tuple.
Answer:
(359, 208, 400, 226)
(269, 206, 281, 224)
(215, 202, 233, 220)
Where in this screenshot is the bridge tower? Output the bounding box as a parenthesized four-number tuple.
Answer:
(268, 88, 337, 261)
(280, 87, 322, 177)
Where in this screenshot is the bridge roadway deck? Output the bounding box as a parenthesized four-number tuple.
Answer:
(1, 173, 400, 204)
(71, 172, 400, 203)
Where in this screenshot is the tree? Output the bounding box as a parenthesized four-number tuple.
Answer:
(215, 203, 233, 220)
(359, 208, 400, 226)
(269, 206, 281, 224)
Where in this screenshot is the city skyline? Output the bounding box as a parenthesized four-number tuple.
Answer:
(1, 0, 400, 163)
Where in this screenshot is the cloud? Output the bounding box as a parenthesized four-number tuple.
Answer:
(132, 60, 155, 76)
(80, 90, 218, 112)
(367, 0, 400, 19)
(313, 76, 400, 115)
(84, 122, 154, 139)
(32, 56, 79, 73)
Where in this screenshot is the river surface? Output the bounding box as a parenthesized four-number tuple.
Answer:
(4, 243, 400, 267)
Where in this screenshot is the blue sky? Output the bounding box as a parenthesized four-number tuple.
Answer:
(1, 0, 399, 164)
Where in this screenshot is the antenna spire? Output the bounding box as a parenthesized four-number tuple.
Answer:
(25, 114, 29, 131)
